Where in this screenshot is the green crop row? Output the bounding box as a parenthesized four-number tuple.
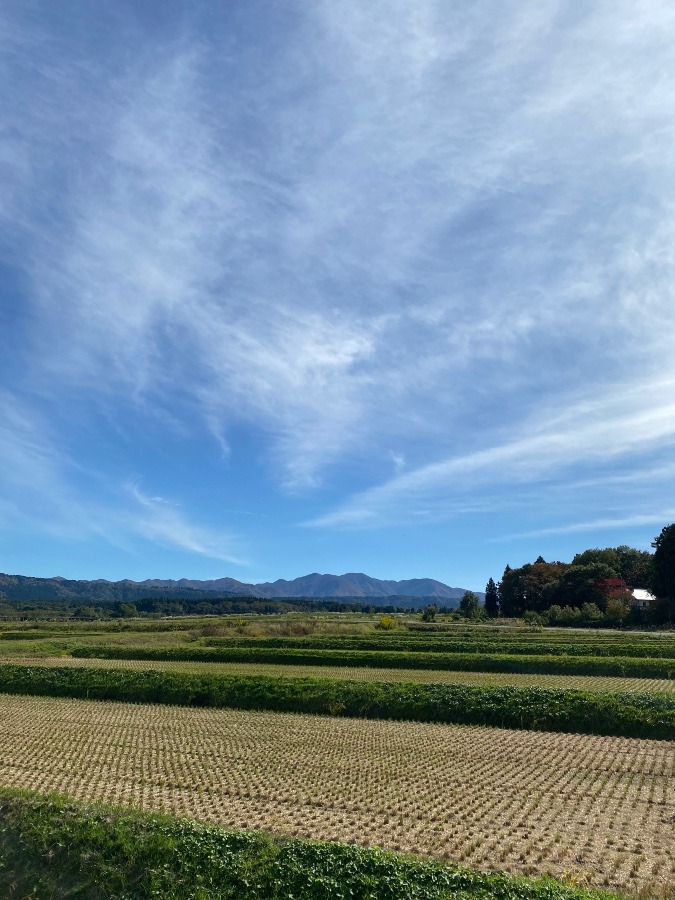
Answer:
(0, 789, 616, 900)
(1, 664, 674, 739)
(203, 634, 675, 658)
(71, 644, 675, 678)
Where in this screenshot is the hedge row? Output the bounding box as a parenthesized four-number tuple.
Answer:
(0, 790, 616, 900)
(71, 644, 675, 678)
(2, 664, 674, 739)
(0, 631, 62, 641)
(203, 634, 675, 659)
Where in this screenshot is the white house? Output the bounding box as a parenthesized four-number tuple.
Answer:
(631, 588, 655, 610)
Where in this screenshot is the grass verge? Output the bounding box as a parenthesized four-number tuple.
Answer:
(0, 789, 619, 899)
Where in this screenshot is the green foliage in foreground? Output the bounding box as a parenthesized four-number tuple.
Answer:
(72, 643, 675, 678)
(2, 664, 675, 739)
(0, 790, 618, 900)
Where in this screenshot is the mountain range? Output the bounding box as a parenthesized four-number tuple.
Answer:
(0, 571, 480, 606)
(134, 572, 472, 600)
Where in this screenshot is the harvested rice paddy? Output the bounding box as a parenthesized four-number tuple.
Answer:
(0, 692, 673, 894)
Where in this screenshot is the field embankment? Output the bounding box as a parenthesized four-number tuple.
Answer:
(13, 653, 675, 693)
(202, 633, 675, 658)
(70, 643, 675, 678)
(1, 663, 674, 738)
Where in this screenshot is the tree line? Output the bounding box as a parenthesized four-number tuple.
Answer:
(0, 595, 459, 621)
(483, 524, 675, 626)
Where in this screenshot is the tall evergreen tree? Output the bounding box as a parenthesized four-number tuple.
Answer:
(498, 564, 523, 618)
(484, 577, 500, 617)
(652, 524, 675, 599)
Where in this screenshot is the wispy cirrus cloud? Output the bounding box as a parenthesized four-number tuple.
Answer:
(0, 391, 245, 565)
(1, 1, 675, 575)
(125, 484, 246, 565)
(0, 392, 93, 541)
(309, 377, 675, 528)
(5, 2, 674, 481)
(493, 513, 675, 543)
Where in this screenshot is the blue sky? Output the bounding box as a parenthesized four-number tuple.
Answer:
(1, 1, 674, 590)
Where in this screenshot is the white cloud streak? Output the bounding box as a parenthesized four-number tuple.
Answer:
(309, 377, 675, 527)
(494, 512, 675, 543)
(0, 392, 91, 541)
(1, 0, 675, 538)
(0, 391, 245, 564)
(126, 484, 246, 565)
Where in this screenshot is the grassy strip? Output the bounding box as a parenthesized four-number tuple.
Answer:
(72, 644, 675, 678)
(0, 789, 618, 900)
(1, 664, 674, 738)
(203, 635, 675, 658)
(16, 654, 675, 692)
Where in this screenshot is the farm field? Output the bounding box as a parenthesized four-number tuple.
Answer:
(2, 616, 675, 895)
(199, 633, 675, 659)
(11, 653, 675, 694)
(0, 693, 673, 895)
(5, 617, 675, 681)
(4, 617, 675, 657)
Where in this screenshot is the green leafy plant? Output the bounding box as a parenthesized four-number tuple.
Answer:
(0, 790, 620, 900)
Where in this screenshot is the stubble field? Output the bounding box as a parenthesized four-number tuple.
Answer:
(1, 692, 673, 895)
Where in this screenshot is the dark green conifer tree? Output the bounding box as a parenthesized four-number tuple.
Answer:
(484, 577, 500, 617)
(652, 524, 675, 599)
